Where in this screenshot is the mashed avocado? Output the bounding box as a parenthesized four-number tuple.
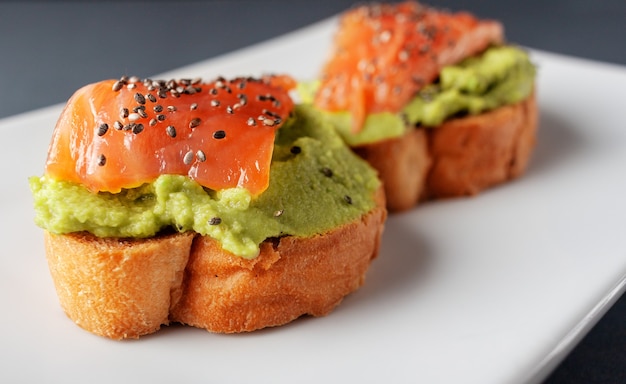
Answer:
(29, 105, 380, 259)
(317, 45, 536, 146)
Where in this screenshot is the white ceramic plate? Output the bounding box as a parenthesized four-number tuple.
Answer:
(1, 17, 625, 384)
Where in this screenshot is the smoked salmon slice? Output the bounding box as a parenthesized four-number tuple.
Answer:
(45, 75, 295, 195)
(314, 1, 504, 130)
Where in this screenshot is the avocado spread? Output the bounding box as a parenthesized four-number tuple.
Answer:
(29, 105, 380, 259)
(315, 45, 536, 146)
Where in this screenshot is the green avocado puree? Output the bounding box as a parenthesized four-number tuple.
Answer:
(313, 45, 536, 146)
(29, 105, 380, 259)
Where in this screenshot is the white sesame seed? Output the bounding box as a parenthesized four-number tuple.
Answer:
(128, 113, 141, 122)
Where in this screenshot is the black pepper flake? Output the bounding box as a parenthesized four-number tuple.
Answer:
(290, 146, 301, 154)
(97, 123, 109, 136)
(97, 154, 106, 166)
(321, 167, 333, 177)
(213, 130, 226, 139)
(209, 217, 222, 225)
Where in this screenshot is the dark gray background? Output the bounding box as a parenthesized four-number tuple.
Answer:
(1, 1, 624, 383)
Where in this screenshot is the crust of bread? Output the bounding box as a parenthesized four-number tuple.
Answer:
(354, 92, 538, 211)
(44, 187, 386, 338)
(44, 231, 195, 339)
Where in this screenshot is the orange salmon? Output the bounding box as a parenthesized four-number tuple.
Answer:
(45, 75, 295, 195)
(314, 1, 503, 130)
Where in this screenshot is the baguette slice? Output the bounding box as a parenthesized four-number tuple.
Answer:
(353, 92, 537, 211)
(44, 187, 386, 339)
(44, 231, 194, 339)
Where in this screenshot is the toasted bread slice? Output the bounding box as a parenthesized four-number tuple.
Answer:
(353, 92, 537, 211)
(44, 187, 386, 339)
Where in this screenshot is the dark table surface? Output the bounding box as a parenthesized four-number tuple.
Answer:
(1, 1, 624, 383)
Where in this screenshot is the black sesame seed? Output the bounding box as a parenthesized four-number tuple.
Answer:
(321, 167, 333, 177)
(210, 100, 220, 107)
(137, 109, 148, 118)
(167, 105, 177, 112)
(157, 114, 166, 121)
(120, 107, 129, 119)
(97, 123, 109, 136)
(166, 125, 176, 138)
(97, 154, 106, 166)
(344, 195, 353, 204)
(209, 217, 221, 225)
(213, 130, 226, 139)
(114, 121, 124, 130)
(149, 118, 158, 127)
(146, 93, 157, 103)
(189, 118, 201, 128)
(209, 88, 218, 95)
(226, 106, 234, 114)
(153, 105, 163, 113)
(112, 81, 123, 92)
(158, 89, 168, 99)
(290, 146, 301, 154)
(132, 123, 144, 134)
(196, 150, 206, 162)
(263, 109, 278, 118)
(190, 103, 198, 111)
(247, 117, 257, 126)
(134, 93, 146, 105)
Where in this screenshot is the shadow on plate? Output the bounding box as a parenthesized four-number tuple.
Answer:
(527, 106, 586, 177)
